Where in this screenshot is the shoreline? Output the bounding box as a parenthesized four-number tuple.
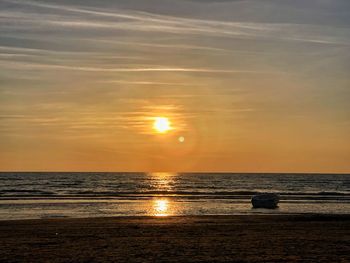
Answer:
(1, 214, 349, 262)
(1, 213, 350, 222)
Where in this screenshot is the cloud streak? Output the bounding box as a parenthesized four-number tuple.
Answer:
(1, 0, 350, 45)
(0, 61, 273, 74)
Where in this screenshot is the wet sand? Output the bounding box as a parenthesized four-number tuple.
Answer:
(1, 215, 349, 262)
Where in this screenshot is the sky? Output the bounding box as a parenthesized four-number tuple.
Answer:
(0, 0, 349, 173)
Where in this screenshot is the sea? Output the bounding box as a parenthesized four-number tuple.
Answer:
(0, 172, 349, 220)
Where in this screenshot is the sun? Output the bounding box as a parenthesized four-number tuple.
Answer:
(153, 117, 171, 133)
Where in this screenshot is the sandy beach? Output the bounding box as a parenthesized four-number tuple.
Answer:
(0, 214, 349, 262)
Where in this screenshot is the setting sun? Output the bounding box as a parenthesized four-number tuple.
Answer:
(153, 117, 172, 133)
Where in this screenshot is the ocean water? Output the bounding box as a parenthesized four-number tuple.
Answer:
(0, 172, 349, 220)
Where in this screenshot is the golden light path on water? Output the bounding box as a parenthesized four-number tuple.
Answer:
(149, 172, 176, 217)
(153, 199, 170, 217)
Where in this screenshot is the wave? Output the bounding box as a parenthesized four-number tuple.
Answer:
(1, 190, 349, 199)
(0, 189, 54, 195)
(58, 190, 350, 196)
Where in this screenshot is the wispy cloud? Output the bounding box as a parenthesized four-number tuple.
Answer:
(0, 61, 272, 74)
(2, 0, 350, 45)
(99, 80, 204, 86)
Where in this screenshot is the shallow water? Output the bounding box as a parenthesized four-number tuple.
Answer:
(0, 172, 349, 220)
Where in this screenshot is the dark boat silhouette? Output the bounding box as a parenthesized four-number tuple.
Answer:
(251, 193, 279, 209)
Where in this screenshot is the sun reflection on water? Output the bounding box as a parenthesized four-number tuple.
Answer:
(148, 173, 179, 216)
(149, 172, 176, 192)
(153, 199, 169, 217)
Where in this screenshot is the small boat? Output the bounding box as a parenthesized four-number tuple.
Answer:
(251, 193, 279, 209)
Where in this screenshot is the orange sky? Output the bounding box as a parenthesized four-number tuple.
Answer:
(0, 0, 349, 173)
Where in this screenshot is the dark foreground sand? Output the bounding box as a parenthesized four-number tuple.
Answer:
(1, 215, 350, 263)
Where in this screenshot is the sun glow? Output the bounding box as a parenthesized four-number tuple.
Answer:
(153, 117, 171, 133)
